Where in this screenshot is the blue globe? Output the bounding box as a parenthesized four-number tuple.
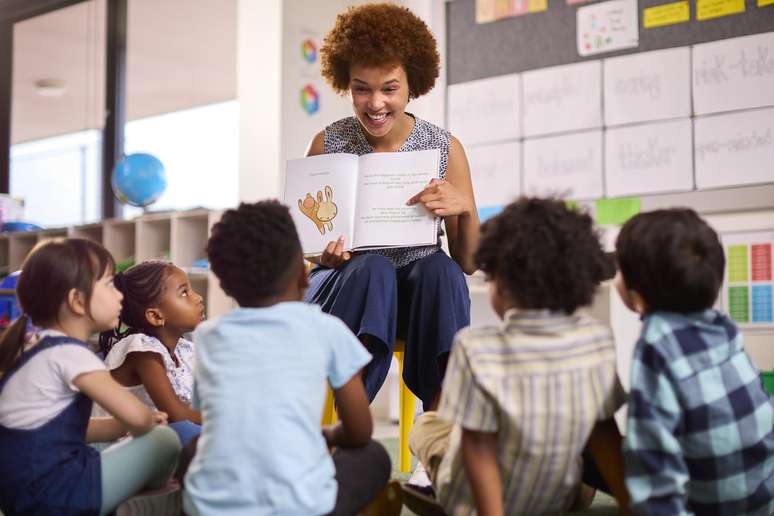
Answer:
(111, 153, 167, 207)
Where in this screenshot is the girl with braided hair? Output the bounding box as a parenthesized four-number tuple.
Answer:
(98, 261, 205, 445)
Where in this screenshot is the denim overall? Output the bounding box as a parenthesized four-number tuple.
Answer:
(0, 336, 101, 515)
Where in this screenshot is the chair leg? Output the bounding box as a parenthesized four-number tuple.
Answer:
(322, 385, 337, 426)
(395, 350, 415, 473)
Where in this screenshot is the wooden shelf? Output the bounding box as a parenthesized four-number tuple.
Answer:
(0, 209, 234, 318)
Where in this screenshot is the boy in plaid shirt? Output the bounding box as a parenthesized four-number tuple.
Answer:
(615, 208, 774, 515)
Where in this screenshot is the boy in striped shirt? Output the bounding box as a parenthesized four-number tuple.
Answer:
(615, 208, 774, 515)
(408, 197, 631, 515)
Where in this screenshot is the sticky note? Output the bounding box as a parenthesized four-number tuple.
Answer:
(529, 0, 548, 12)
(643, 1, 690, 28)
(595, 198, 640, 225)
(727, 245, 749, 282)
(697, 0, 745, 20)
(751, 243, 772, 281)
(728, 286, 750, 322)
(760, 0, 774, 7)
(752, 285, 773, 323)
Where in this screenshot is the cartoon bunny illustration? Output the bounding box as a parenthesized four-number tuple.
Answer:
(316, 185, 338, 234)
(297, 186, 338, 235)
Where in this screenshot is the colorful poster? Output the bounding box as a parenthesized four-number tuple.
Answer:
(476, 0, 548, 23)
(697, 0, 745, 20)
(577, 0, 639, 57)
(643, 1, 690, 28)
(720, 231, 774, 328)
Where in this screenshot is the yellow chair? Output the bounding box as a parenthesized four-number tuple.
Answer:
(322, 339, 416, 473)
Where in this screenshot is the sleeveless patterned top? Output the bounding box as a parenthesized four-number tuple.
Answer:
(324, 114, 449, 268)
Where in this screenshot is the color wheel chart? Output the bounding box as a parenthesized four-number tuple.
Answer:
(720, 230, 774, 329)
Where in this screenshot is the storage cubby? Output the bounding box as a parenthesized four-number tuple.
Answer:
(136, 213, 172, 263)
(103, 219, 136, 264)
(171, 209, 210, 269)
(0, 209, 235, 318)
(68, 223, 103, 243)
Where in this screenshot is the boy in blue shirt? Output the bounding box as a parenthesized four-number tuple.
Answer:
(182, 201, 396, 516)
(615, 208, 774, 515)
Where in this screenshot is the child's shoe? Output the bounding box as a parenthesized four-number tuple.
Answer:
(360, 479, 402, 516)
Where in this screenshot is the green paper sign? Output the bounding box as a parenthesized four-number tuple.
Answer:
(595, 198, 641, 225)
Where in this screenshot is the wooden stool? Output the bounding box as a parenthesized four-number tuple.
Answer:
(322, 339, 416, 473)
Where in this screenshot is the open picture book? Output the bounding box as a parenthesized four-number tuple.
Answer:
(284, 149, 440, 257)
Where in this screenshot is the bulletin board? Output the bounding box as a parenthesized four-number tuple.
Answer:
(446, 0, 774, 220)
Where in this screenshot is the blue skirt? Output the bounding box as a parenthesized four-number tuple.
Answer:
(305, 251, 470, 409)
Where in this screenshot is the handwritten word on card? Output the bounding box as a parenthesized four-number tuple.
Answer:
(693, 32, 774, 116)
(577, 0, 639, 57)
(605, 119, 693, 197)
(467, 142, 521, 219)
(523, 130, 603, 200)
(522, 61, 602, 137)
(604, 47, 691, 126)
(447, 74, 521, 147)
(695, 107, 774, 189)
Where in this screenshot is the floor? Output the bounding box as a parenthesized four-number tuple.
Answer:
(375, 420, 620, 516)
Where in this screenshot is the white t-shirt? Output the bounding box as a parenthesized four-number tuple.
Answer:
(0, 329, 106, 430)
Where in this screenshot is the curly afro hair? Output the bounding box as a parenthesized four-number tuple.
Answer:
(206, 201, 302, 307)
(474, 197, 609, 313)
(320, 3, 440, 98)
(616, 208, 724, 313)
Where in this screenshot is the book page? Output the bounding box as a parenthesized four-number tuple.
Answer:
(284, 153, 358, 256)
(352, 150, 439, 250)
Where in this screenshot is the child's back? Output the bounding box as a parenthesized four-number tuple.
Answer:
(616, 208, 774, 515)
(185, 302, 369, 513)
(409, 198, 631, 516)
(183, 201, 393, 516)
(435, 311, 622, 514)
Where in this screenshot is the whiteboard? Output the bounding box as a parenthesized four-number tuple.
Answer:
(522, 61, 602, 137)
(447, 73, 521, 147)
(467, 141, 521, 215)
(693, 32, 774, 116)
(695, 107, 774, 189)
(605, 119, 694, 197)
(604, 47, 691, 126)
(523, 130, 603, 200)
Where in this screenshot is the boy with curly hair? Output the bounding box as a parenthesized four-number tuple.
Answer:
(616, 209, 774, 515)
(408, 197, 631, 516)
(182, 201, 398, 516)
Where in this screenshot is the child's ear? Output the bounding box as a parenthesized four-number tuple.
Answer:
(66, 288, 87, 316)
(145, 307, 165, 328)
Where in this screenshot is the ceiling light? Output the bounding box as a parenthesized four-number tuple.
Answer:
(34, 78, 67, 97)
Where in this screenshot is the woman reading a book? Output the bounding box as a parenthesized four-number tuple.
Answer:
(304, 3, 480, 416)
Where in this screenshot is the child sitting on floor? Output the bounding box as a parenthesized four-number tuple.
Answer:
(98, 261, 205, 446)
(408, 197, 631, 516)
(183, 201, 398, 516)
(0, 238, 179, 516)
(615, 208, 774, 515)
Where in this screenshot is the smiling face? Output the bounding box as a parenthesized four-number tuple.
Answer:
(156, 266, 205, 333)
(349, 63, 411, 141)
